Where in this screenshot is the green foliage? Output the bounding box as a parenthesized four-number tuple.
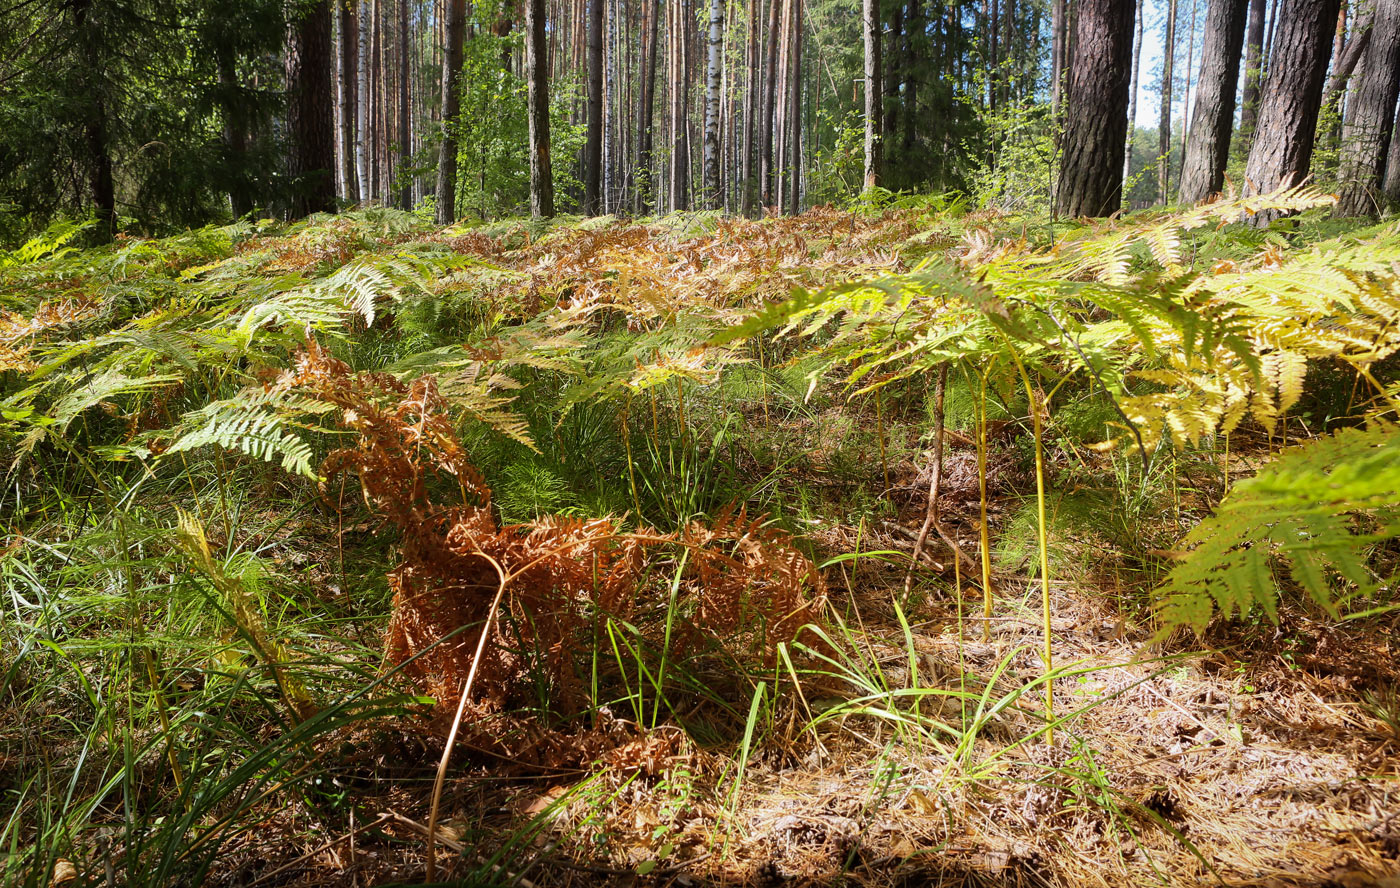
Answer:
(1159, 422, 1400, 632)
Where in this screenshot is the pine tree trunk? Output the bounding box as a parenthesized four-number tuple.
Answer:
(1123, 0, 1143, 203)
(1384, 108, 1400, 204)
(740, 0, 759, 213)
(635, 0, 659, 212)
(1055, 0, 1136, 217)
(583, 0, 604, 214)
(339, 0, 361, 205)
(435, 0, 466, 223)
(287, 0, 339, 217)
(1051, 0, 1067, 115)
(526, 0, 557, 217)
(863, 0, 882, 189)
(787, 0, 801, 214)
(760, 0, 782, 206)
(1334, 0, 1400, 216)
(1240, 0, 1266, 138)
(1179, 0, 1248, 202)
(72, 0, 116, 240)
(1158, 0, 1177, 202)
(396, 0, 411, 210)
(702, 0, 724, 206)
(1242, 0, 1340, 215)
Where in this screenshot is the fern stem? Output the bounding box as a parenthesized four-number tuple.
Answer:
(978, 365, 994, 643)
(875, 388, 889, 493)
(1007, 346, 1054, 744)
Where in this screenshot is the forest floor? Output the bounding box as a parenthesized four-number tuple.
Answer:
(199, 464, 1400, 888)
(3, 199, 1399, 887)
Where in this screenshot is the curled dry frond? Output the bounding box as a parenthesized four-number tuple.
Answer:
(276, 343, 824, 754)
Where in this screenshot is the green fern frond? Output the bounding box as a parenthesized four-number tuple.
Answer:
(1158, 422, 1400, 633)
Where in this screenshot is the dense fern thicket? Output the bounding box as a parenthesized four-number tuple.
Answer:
(2, 194, 1399, 885)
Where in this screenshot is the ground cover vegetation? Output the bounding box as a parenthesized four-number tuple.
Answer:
(6, 0, 1400, 882)
(2, 186, 1399, 886)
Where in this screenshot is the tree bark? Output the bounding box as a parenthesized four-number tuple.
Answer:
(760, 0, 782, 206)
(1242, 0, 1340, 212)
(635, 0, 660, 212)
(1055, 0, 1136, 217)
(435, 0, 466, 223)
(358, 1, 372, 200)
(1157, 0, 1177, 202)
(583, 0, 605, 214)
(1321, 18, 1373, 112)
(1334, 0, 1400, 217)
(702, 0, 724, 206)
(863, 0, 882, 190)
(1051, 0, 1067, 116)
(787, 0, 801, 214)
(1240, 0, 1266, 138)
(396, 0, 411, 210)
(72, 0, 116, 240)
(287, 0, 339, 217)
(1178, 0, 1248, 202)
(1384, 103, 1400, 204)
(526, 0, 557, 217)
(740, 0, 759, 214)
(1123, 0, 1143, 203)
(338, 0, 361, 205)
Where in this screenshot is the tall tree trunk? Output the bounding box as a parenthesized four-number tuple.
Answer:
(583, 0, 604, 214)
(702, 0, 724, 206)
(787, 0, 801, 214)
(1157, 0, 1177, 202)
(1242, 0, 1340, 215)
(903, 0, 922, 155)
(863, 0, 883, 189)
(217, 45, 253, 218)
(1240, 0, 1267, 138)
(435, 0, 466, 223)
(635, 0, 660, 213)
(1334, 0, 1400, 216)
(1051, 0, 1067, 116)
(1055, 0, 1136, 217)
(1123, 0, 1143, 204)
(1178, 0, 1248, 201)
(396, 0, 411, 209)
(740, 0, 759, 213)
(72, 0, 116, 240)
(1321, 18, 1373, 112)
(364, 0, 375, 200)
(287, 0, 339, 217)
(760, 0, 782, 205)
(526, 0, 557, 216)
(339, 0, 361, 204)
(1177, 0, 1198, 176)
(1384, 104, 1400, 204)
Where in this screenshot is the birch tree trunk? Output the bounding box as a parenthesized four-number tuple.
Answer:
(702, 0, 724, 206)
(863, 0, 882, 189)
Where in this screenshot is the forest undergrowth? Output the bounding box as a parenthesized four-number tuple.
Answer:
(2, 192, 1399, 887)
